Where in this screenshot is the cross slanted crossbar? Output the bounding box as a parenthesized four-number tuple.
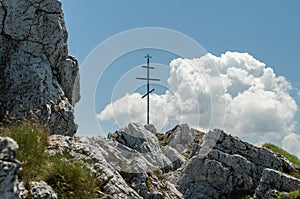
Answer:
(136, 54, 160, 125)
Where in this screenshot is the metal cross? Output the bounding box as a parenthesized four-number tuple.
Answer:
(136, 54, 160, 124)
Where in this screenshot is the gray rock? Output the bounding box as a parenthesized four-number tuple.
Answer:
(161, 145, 186, 169)
(0, 137, 20, 199)
(2, 121, 298, 199)
(161, 124, 204, 157)
(172, 129, 300, 198)
(144, 124, 157, 134)
(30, 181, 57, 199)
(115, 123, 160, 153)
(47, 123, 185, 199)
(0, 0, 79, 136)
(111, 123, 175, 172)
(18, 182, 29, 199)
(48, 135, 143, 199)
(167, 124, 195, 153)
(254, 168, 300, 199)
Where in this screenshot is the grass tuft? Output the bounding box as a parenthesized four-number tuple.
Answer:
(277, 190, 300, 199)
(42, 154, 96, 199)
(0, 121, 96, 198)
(1, 122, 49, 185)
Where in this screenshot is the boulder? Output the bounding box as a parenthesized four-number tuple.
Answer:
(0, 0, 80, 136)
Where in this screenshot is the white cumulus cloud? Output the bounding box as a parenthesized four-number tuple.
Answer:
(282, 133, 300, 158)
(98, 51, 299, 156)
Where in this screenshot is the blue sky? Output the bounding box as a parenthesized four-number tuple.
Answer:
(61, 1, 300, 145)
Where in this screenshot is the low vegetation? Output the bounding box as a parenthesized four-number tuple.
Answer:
(1, 122, 49, 185)
(277, 190, 300, 199)
(1, 122, 96, 199)
(155, 132, 171, 146)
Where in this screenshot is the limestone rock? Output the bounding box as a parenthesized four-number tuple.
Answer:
(159, 124, 204, 156)
(161, 145, 186, 169)
(47, 123, 185, 199)
(144, 124, 157, 134)
(0, 137, 20, 199)
(110, 123, 175, 172)
(167, 124, 196, 153)
(0, 0, 80, 136)
(48, 135, 143, 199)
(173, 129, 300, 198)
(114, 123, 160, 153)
(4, 122, 298, 198)
(254, 168, 300, 199)
(30, 181, 57, 199)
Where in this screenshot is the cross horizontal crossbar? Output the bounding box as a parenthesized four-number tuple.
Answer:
(142, 66, 155, 69)
(136, 77, 160, 81)
(142, 89, 155, 99)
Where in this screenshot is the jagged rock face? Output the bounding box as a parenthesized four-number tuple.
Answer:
(173, 129, 299, 198)
(254, 168, 300, 199)
(48, 134, 183, 199)
(0, 0, 80, 136)
(109, 123, 186, 172)
(2, 123, 299, 198)
(0, 137, 20, 199)
(166, 124, 204, 154)
(47, 124, 300, 198)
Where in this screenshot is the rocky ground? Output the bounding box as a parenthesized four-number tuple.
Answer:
(2, 123, 299, 199)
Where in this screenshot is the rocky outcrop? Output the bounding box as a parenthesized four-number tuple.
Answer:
(254, 168, 300, 199)
(48, 123, 185, 199)
(0, 137, 20, 199)
(173, 129, 299, 198)
(1, 123, 300, 198)
(0, 0, 80, 136)
(46, 123, 300, 198)
(166, 124, 204, 154)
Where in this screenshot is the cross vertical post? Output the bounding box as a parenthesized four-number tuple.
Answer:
(136, 54, 160, 124)
(146, 54, 150, 125)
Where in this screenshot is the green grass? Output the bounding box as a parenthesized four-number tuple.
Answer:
(277, 190, 300, 199)
(1, 122, 49, 185)
(42, 155, 96, 199)
(262, 143, 300, 166)
(1, 122, 96, 199)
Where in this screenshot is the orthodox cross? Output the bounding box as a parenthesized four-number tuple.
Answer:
(136, 54, 160, 124)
